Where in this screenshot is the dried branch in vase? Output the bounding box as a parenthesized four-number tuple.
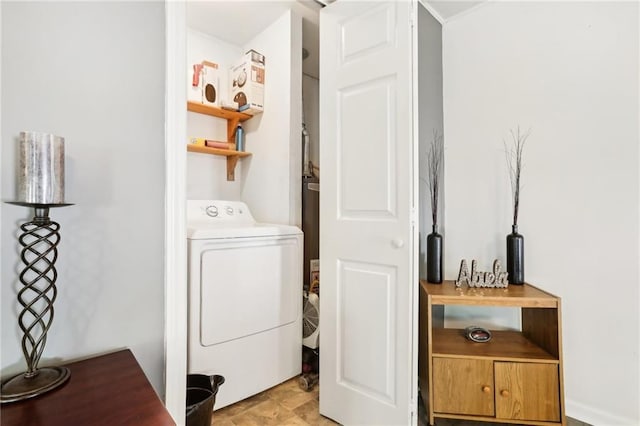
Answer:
(427, 130, 443, 228)
(504, 126, 530, 228)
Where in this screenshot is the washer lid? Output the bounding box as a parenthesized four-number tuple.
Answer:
(188, 223, 302, 239)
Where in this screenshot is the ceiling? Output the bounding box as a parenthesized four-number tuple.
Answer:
(427, 1, 484, 20)
(187, 1, 317, 47)
(187, 1, 321, 78)
(186, 1, 484, 79)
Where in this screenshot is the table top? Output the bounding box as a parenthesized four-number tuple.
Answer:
(421, 280, 560, 308)
(1, 349, 175, 426)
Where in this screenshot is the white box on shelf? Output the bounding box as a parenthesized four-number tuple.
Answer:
(189, 60, 220, 107)
(230, 50, 265, 115)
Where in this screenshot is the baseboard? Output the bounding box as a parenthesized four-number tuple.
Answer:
(566, 398, 637, 425)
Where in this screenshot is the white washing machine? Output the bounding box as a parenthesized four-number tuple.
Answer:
(187, 200, 303, 409)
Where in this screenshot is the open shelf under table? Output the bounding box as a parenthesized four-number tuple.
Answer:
(432, 328, 558, 362)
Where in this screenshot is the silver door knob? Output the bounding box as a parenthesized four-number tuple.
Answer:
(391, 238, 404, 248)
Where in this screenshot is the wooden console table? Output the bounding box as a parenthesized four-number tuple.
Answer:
(1, 349, 175, 426)
(419, 280, 566, 426)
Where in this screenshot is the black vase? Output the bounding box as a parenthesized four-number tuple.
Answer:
(427, 225, 443, 283)
(506, 225, 524, 284)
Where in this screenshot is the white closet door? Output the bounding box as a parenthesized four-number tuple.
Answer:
(319, 1, 417, 424)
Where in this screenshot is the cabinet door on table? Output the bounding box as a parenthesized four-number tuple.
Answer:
(432, 358, 494, 416)
(495, 362, 560, 422)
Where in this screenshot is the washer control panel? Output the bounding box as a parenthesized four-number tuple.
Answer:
(188, 200, 254, 224)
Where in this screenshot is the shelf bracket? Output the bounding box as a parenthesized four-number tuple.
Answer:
(227, 117, 240, 143)
(226, 155, 239, 181)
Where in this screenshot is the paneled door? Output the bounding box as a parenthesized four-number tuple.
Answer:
(319, 1, 417, 424)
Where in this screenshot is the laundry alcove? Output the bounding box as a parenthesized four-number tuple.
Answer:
(165, 1, 443, 424)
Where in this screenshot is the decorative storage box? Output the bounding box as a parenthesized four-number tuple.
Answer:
(230, 50, 265, 115)
(189, 60, 220, 107)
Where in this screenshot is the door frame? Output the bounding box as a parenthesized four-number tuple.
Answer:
(162, 2, 426, 424)
(164, 1, 187, 424)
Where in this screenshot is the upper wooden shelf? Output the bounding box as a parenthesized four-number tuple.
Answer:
(187, 101, 252, 122)
(421, 280, 559, 308)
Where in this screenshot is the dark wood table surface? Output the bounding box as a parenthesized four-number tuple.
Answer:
(1, 349, 176, 426)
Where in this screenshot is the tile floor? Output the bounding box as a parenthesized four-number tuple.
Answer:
(213, 377, 337, 426)
(213, 377, 591, 426)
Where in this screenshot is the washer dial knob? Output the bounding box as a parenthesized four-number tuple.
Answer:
(205, 205, 219, 217)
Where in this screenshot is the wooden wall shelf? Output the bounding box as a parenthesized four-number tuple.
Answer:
(187, 101, 253, 181)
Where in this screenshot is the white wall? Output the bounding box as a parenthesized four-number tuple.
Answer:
(243, 9, 302, 226)
(443, 2, 639, 424)
(186, 10, 302, 227)
(1, 2, 166, 394)
(186, 28, 244, 200)
(417, 4, 444, 280)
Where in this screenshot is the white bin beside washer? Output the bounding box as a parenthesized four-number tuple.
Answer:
(187, 200, 303, 409)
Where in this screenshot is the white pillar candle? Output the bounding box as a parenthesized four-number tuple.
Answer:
(18, 131, 65, 204)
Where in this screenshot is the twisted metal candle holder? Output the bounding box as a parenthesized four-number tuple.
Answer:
(18, 209, 60, 374)
(1, 205, 71, 403)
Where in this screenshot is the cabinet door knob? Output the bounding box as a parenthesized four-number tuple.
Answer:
(482, 386, 491, 393)
(500, 389, 510, 397)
